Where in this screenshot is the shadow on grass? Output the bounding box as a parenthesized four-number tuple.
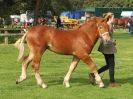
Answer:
(15, 75, 133, 88)
(100, 77, 133, 86)
(115, 77, 133, 85)
(47, 77, 90, 86)
(47, 76, 133, 86)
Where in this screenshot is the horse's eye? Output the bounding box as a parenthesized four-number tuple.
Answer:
(99, 26, 103, 30)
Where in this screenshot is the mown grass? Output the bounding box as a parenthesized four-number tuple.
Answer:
(0, 29, 133, 99)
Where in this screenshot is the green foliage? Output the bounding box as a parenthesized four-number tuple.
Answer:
(0, 0, 133, 18)
(84, 0, 133, 7)
(40, 0, 84, 16)
(0, 0, 35, 17)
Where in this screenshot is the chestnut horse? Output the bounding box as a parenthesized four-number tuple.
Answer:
(14, 16, 111, 88)
(113, 17, 130, 29)
(112, 18, 118, 28)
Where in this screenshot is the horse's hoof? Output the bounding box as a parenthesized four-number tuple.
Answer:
(16, 81, 19, 84)
(63, 81, 70, 88)
(100, 86, 106, 88)
(99, 84, 105, 88)
(16, 77, 26, 84)
(39, 83, 48, 89)
(65, 84, 71, 88)
(16, 79, 21, 84)
(42, 84, 48, 89)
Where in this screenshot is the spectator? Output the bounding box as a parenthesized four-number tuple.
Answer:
(56, 16, 62, 29)
(0, 17, 5, 27)
(129, 16, 133, 33)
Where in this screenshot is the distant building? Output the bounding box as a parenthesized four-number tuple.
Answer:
(85, 7, 133, 18)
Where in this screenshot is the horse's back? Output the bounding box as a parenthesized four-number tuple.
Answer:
(26, 26, 79, 54)
(113, 18, 118, 25)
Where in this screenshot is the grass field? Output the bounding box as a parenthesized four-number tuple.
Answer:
(0, 29, 133, 99)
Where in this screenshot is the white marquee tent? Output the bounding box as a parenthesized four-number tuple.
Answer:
(121, 11, 133, 17)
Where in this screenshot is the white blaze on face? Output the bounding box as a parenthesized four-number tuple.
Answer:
(98, 25, 110, 43)
(101, 32, 111, 45)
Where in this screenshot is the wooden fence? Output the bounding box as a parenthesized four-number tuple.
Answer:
(0, 28, 24, 44)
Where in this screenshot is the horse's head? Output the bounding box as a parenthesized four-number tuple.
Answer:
(96, 19, 111, 44)
(79, 17, 111, 44)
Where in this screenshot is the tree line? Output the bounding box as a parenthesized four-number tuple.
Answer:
(0, 0, 133, 17)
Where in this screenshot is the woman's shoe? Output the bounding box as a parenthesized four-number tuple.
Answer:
(109, 82, 121, 87)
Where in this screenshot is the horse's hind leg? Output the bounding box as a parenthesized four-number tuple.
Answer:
(63, 56, 80, 88)
(32, 51, 47, 88)
(16, 52, 33, 84)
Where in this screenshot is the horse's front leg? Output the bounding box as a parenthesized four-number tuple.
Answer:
(16, 52, 33, 84)
(63, 56, 80, 88)
(76, 51, 104, 88)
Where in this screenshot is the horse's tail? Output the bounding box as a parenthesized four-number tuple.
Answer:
(14, 29, 28, 61)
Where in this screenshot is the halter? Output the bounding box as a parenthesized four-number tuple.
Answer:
(100, 32, 109, 36)
(97, 24, 109, 37)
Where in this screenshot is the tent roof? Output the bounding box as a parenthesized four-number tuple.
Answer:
(84, 8, 95, 12)
(10, 15, 20, 19)
(121, 11, 133, 17)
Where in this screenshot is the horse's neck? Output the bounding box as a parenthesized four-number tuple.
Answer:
(79, 22, 99, 46)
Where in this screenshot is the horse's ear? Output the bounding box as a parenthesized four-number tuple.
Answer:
(104, 15, 110, 22)
(105, 17, 110, 22)
(103, 13, 106, 18)
(103, 12, 114, 23)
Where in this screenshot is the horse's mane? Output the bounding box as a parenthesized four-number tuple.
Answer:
(75, 12, 114, 30)
(78, 19, 97, 30)
(76, 17, 107, 31)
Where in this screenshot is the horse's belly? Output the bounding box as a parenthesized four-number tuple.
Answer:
(47, 43, 72, 55)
